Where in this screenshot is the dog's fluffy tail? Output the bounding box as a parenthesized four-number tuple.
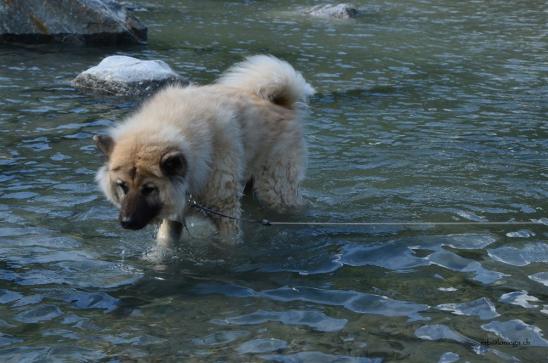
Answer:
(217, 55, 315, 108)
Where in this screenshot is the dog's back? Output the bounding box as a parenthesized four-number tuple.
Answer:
(124, 55, 315, 182)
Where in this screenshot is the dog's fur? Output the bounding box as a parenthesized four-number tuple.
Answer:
(94, 55, 314, 247)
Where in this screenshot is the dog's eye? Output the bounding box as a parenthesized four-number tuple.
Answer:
(141, 185, 156, 196)
(116, 180, 129, 195)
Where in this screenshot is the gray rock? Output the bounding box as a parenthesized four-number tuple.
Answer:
(72, 55, 187, 96)
(305, 4, 359, 19)
(0, 0, 146, 45)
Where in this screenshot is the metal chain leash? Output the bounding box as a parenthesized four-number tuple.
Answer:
(187, 196, 545, 227)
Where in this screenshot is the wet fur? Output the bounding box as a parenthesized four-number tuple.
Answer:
(95, 55, 314, 247)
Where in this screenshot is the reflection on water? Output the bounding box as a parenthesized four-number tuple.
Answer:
(0, 0, 546, 361)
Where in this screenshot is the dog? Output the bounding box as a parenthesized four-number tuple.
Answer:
(94, 55, 314, 249)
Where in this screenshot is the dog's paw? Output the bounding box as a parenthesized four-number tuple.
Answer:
(143, 244, 178, 264)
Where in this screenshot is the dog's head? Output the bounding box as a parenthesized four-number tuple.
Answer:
(94, 134, 188, 230)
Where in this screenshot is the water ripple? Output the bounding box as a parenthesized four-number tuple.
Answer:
(237, 338, 288, 354)
(15, 304, 63, 324)
(481, 319, 548, 347)
(488, 243, 548, 266)
(0, 0, 546, 361)
(260, 351, 382, 363)
(192, 330, 249, 346)
(436, 297, 500, 320)
(499, 291, 539, 309)
(212, 309, 347, 332)
(194, 283, 429, 322)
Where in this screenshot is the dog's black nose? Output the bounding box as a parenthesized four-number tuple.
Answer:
(119, 215, 147, 230)
(120, 216, 132, 229)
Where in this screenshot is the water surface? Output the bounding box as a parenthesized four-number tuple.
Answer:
(0, 0, 547, 361)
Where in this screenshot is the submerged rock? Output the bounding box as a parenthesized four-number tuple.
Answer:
(72, 55, 186, 96)
(0, 0, 146, 45)
(305, 4, 359, 19)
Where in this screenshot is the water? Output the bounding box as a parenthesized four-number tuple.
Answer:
(0, 0, 546, 361)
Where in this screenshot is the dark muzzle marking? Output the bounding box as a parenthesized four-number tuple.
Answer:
(119, 191, 161, 230)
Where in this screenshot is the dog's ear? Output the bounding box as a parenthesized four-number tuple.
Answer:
(93, 135, 115, 158)
(160, 151, 187, 177)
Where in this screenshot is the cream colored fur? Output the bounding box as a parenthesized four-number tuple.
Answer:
(96, 55, 314, 249)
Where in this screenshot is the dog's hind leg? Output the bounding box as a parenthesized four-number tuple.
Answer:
(199, 146, 244, 244)
(210, 198, 242, 244)
(199, 184, 242, 244)
(253, 142, 306, 211)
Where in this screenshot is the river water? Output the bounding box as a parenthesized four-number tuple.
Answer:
(0, 0, 546, 362)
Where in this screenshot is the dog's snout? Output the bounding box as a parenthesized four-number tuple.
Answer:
(119, 215, 145, 230)
(120, 216, 131, 228)
(118, 191, 161, 230)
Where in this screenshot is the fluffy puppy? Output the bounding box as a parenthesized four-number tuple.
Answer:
(94, 55, 314, 248)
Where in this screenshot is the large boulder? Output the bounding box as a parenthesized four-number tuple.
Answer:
(72, 55, 187, 96)
(305, 4, 359, 19)
(0, 0, 146, 45)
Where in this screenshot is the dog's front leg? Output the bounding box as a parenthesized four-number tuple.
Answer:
(156, 219, 183, 247)
(208, 198, 242, 244)
(215, 215, 241, 244)
(144, 219, 182, 263)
